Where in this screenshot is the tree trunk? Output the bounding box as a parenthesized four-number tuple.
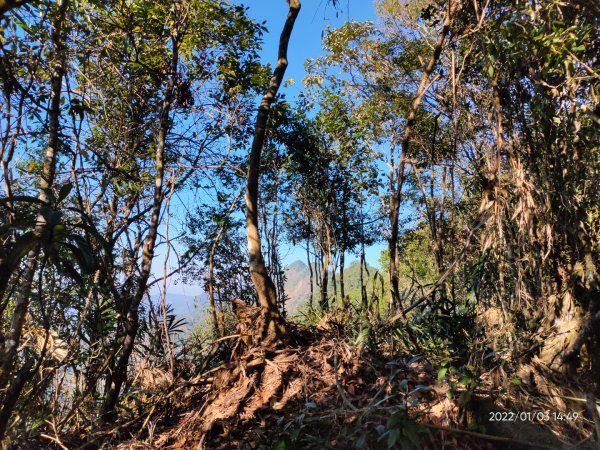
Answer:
(340, 192, 347, 305)
(208, 189, 243, 337)
(245, 0, 300, 343)
(315, 248, 322, 295)
(306, 218, 314, 310)
(320, 248, 329, 312)
(0, 0, 68, 438)
(340, 246, 348, 310)
(208, 250, 221, 337)
(361, 240, 369, 312)
(388, 0, 459, 312)
(388, 147, 403, 311)
(101, 28, 178, 421)
(0, 359, 34, 439)
(360, 203, 368, 311)
(331, 253, 338, 305)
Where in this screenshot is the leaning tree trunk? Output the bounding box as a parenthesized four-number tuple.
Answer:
(245, 0, 300, 344)
(388, 0, 460, 311)
(340, 245, 347, 309)
(0, 0, 69, 438)
(100, 29, 178, 421)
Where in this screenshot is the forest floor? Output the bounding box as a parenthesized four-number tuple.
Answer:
(61, 318, 598, 450)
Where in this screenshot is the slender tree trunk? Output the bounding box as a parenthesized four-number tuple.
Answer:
(100, 28, 178, 421)
(320, 245, 329, 312)
(340, 193, 347, 304)
(331, 253, 337, 304)
(427, 117, 449, 310)
(208, 189, 243, 337)
(262, 210, 272, 272)
(388, 143, 405, 311)
(359, 201, 368, 310)
(361, 240, 369, 312)
(245, 0, 300, 343)
(388, 0, 460, 311)
(0, 0, 69, 438)
(0, 358, 34, 439)
(207, 254, 220, 337)
(271, 189, 287, 317)
(315, 247, 322, 295)
(340, 246, 348, 310)
(306, 218, 314, 310)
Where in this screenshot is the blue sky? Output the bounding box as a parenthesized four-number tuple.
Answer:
(239, 1, 377, 97)
(165, 1, 384, 297)
(239, 1, 386, 268)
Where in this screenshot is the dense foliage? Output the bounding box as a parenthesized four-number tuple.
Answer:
(0, 0, 598, 447)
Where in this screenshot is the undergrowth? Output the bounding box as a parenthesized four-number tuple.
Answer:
(46, 303, 600, 450)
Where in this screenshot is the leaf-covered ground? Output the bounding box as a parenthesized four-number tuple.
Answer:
(55, 317, 597, 450)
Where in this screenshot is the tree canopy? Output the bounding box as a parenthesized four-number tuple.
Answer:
(0, 0, 598, 448)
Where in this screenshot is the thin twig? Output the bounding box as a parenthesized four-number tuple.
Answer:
(333, 347, 359, 412)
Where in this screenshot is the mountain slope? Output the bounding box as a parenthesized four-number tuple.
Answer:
(284, 259, 388, 315)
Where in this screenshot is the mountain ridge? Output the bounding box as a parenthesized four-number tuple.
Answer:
(284, 259, 385, 315)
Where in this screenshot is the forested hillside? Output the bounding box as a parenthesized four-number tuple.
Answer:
(283, 260, 384, 315)
(0, 0, 599, 448)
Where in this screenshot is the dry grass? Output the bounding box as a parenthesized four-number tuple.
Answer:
(62, 319, 597, 450)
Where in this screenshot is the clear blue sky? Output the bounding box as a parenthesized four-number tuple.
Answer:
(239, 1, 386, 269)
(241, 1, 377, 97)
(164, 1, 383, 297)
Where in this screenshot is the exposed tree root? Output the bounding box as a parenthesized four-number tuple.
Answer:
(47, 316, 598, 450)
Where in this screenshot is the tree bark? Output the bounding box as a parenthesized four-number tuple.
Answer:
(245, 0, 300, 343)
(100, 28, 178, 421)
(361, 239, 369, 312)
(0, 0, 69, 439)
(388, 0, 460, 311)
(320, 246, 329, 312)
(331, 252, 338, 303)
(388, 144, 405, 311)
(306, 217, 314, 310)
(340, 188, 347, 307)
(340, 246, 347, 310)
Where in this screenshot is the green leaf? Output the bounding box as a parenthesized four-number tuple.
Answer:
(458, 376, 472, 385)
(437, 367, 448, 380)
(387, 409, 406, 429)
(355, 431, 368, 448)
(403, 423, 422, 449)
(275, 438, 286, 450)
(57, 182, 73, 204)
(55, 258, 84, 285)
(6, 232, 38, 269)
(387, 428, 401, 448)
(62, 239, 96, 273)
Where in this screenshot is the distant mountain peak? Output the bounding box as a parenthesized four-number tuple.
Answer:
(286, 260, 308, 271)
